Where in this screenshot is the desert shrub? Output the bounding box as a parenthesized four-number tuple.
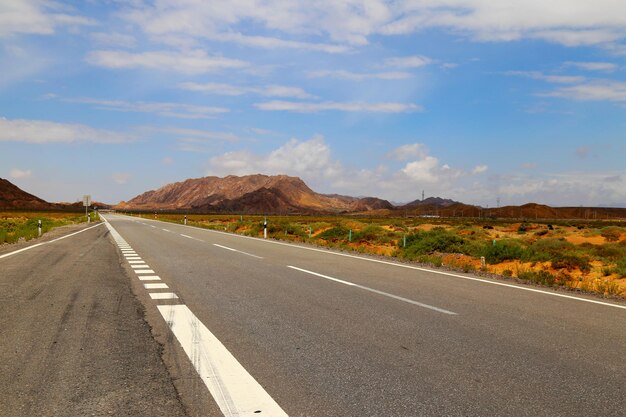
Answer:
(592, 243, 626, 261)
(482, 240, 525, 264)
(518, 270, 557, 286)
(534, 229, 548, 236)
(502, 269, 513, 277)
(551, 254, 591, 272)
(612, 257, 626, 278)
(402, 228, 466, 258)
(353, 225, 387, 243)
(600, 226, 623, 242)
(523, 238, 575, 262)
(318, 226, 350, 241)
(415, 254, 443, 267)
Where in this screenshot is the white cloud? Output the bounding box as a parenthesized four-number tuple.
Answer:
(161, 156, 174, 166)
(112, 172, 130, 185)
(255, 100, 422, 113)
(401, 156, 441, 183)
(0, 117, 135, 144)
(90, 32, 137, 48)
(179, 82, 314, 99)
(472, 164, 488, 174)
(384, 55, 433, 68)
(386, 143, 428, 161)
(563, 61, 618, 72)
(66, 97, 229, 119)
(86, 49, 248, 74)
(208, 135, 341, 182)
(541, 80, 626, 102)
(10, 168, 32, 179)
(156, 127, 238, 142)
(116, 1, 626, 53)
(307, 70, 412, 80)
(0, 0, 94, 38)
(505, 71, 585, 84)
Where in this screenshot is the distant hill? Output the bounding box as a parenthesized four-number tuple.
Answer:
(401, 196, 460, 208)
(0, 178, 56, 210)
(0, 178, 111, 211)
(116, 174, 393, 214)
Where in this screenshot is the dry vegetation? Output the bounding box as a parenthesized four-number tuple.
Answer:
(0, 211, 97, 244)
(129, 212, 626, 298)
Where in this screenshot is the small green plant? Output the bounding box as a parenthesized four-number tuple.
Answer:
(518, 270, 557, 286)
(600, 226, 623, 242)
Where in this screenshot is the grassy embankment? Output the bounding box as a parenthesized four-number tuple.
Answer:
(0, 211, 99, 244)
(128, 212, 626, 297)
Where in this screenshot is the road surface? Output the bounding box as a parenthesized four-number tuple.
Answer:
(102, 213, 625, 417)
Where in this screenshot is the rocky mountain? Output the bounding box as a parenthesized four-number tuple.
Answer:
(0, 178, 56, 210)
(116, 174, 393, 214)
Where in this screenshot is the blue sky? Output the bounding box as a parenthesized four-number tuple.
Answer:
(1, 1, 625, 207)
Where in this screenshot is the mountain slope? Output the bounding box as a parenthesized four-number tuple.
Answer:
(116, 174, 392, 214)
(0, 178, 56, 210)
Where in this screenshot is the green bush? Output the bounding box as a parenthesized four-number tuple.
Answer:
(600, 226, 623, 242)
(318, 226, 350, 241)
(518, 270, 557, 286)
(482, 240, 525, 264)
(402, 228, 466, 258)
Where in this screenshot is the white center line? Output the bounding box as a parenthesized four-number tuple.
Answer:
(157, 305, 288, 417)
(288, 266, 457, 315)
(213, 243, 263, 259)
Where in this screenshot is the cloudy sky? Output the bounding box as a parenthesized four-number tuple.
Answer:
(1, 1, 625, 206)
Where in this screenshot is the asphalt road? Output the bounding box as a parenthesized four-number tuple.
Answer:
(99, 213, 625, 417)
(0, 222, 187, 417)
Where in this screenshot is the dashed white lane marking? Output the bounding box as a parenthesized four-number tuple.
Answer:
(288, 266, 457, 315)
(213, 243, 263, 259)
(135, 269, 156, 274)
(157, 304, 288, 417)
(131, 264, 150, 269)
(150, 292, 179, 300)
(0, 223, 104, 260)
(180, 233, 203, 241)
(125, 257, 141, 260)
(139, 276, 162, 281)
(128, 260, 145, 264)
(162, 228, 171, 232)
(145, 283, 168, 289)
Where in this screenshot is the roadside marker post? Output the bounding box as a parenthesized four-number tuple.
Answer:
(88, 213, 91, 223)
(184, 215, 187, 225)
(349, 229, 352, 242)
(264, 218, 267, 239)
(403, 234, 406, 248)
(309, 226, 312, 238)
(38, 220, 42, 237)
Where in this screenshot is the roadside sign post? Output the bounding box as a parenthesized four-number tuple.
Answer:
(83, 195, 91, 220)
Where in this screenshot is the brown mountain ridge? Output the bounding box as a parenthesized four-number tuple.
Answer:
(115, 174, 394, 214)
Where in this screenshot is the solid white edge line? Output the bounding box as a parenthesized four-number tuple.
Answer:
(0, 223, 104, 260)
(213, 243, 263, 259)
(157, 304, 288, 417)
(288, 266, 457, 315)
(134, 216, 626, 310)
